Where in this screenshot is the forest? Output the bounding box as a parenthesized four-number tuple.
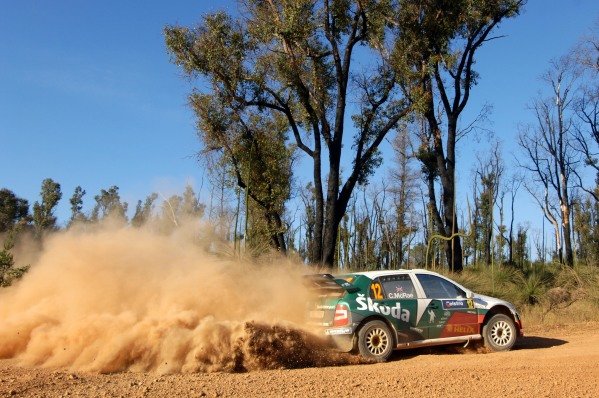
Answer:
(2, 1, 599, 320)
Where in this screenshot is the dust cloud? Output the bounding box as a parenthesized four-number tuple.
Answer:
(0, 222, 353, 373)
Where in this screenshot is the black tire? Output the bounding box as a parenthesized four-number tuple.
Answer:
(482, 314, 517, 352)
(357, 320, 394, 361)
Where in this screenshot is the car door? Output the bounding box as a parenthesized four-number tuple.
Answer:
(369, 274, 423, 343)
(414, 273, 479, 339)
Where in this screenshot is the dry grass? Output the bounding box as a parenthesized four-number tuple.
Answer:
(433, 263, 599, 327)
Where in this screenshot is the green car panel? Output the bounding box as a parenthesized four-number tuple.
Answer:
(306, 269, 522, 359)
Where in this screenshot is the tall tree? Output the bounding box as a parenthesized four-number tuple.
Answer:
(91, 186, 128, 222)
(193, 98, 292, 252)
(572, 26, 599, 200)
(165, 0, 412, 266)
(68, 186, 87, 226)
(131, 193, 158, 228)
(32, 178, 62, 237)
(474, 144, 503, 266)
(497, 174, 522, 265)
(518, 57, 579, 266)
(391, 0, 524, 271)
(0, 189, 30, 233)
(389, 126, 419, 267)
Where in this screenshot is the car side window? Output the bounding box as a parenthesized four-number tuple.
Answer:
(416, 274, 465, 299)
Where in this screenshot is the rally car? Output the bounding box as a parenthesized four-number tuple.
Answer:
(306, 269, 523, 361)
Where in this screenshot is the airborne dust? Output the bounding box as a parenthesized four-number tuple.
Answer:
(0, 222, 359, 373)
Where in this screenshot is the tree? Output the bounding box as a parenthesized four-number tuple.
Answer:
(513, 224, 529, 268)
(474, 144, 503, 266)
(497, 174, 523, 265)
(159, 184, 206, 232)
(68, 186, 87, 226)
(192, 97, 292, 252)
(573, 195, 599, 265)
(391, 0, 524, 271)
(0, 189, 30, 233)
(518, 57, 579, 267)
(0, 230, 29, 287)
(165, 1, 413, 266)
(572, 26, 599, 200)
(132, 193, 158, 228)
(32, 178, 62, 237)
(91, 186, 128, 222)
(389, 126, 419, 267)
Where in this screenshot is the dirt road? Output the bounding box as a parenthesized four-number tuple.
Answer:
(1, 322, 598, 398)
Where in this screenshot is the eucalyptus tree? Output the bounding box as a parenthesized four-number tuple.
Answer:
(32, 178, 62, 237)
(0, 188, 29, 233)
(474, 144, 503, 266)
(68, 186, 87, 226)
(165, 0, 412, 265)
(518, 57, 579, 267)
(389, 0, 524, 271)
(193, 98, 292, 253)
(91, 186, 128, 223)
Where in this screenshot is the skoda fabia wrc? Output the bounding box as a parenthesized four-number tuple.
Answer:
(306, 269, 523, 361)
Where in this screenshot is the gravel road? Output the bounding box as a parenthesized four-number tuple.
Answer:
(1, 322, 598, 398)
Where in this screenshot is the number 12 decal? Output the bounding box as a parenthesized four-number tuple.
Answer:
(370, 283, 383, 300)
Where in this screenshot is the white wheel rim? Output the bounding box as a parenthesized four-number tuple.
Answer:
(490, 320, 513, 347)
(365, 327, 389, 355)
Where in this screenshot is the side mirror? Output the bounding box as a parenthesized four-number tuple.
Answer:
(466, 291, 474, 299)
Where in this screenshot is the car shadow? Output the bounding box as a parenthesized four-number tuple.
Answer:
(514, 335, 568, 350)
(386, 335, 568, 361)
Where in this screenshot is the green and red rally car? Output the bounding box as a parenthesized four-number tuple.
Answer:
(306, 269, 523, 361)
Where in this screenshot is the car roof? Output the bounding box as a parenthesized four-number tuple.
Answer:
(350, 268, 440, 280)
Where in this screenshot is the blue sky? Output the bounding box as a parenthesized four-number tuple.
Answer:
(1, 0, 598, 239)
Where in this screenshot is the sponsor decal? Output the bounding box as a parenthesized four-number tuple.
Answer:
(356, 294, 410, 322)
(427, 309, 436, 323)
(444, 324, 477, 334)
(325, 327, 353, 335)
(309, 310, 325, 319)
(316, 305, 335, 310)
(388, 292, 415, 299)
(442, 300, 469, 309)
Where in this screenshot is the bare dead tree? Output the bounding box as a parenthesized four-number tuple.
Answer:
(518, 57, 581, 266)
(389, 127, 420, 268)
(497, 174, 523, 265)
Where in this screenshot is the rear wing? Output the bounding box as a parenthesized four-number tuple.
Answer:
(303, 273, 360, 294)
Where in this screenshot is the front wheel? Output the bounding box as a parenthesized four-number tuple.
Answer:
(357, 320, 394, 362)
(482, 314, 517, 351)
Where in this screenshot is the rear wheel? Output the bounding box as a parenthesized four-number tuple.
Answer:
(357, 320, 394, 361)
(482, 314, 517, 351)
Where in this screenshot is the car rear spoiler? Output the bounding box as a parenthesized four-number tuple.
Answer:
(303, 273, 360, 294)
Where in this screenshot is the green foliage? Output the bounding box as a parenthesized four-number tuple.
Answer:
(0, 188, 30, 233)
(158, 184, 206, 232)
(574, 195, 599, 265)
(132, 193, 159, 228)
(0, 231, 29, 288)
(91, 186, 128, 223)
(68, 185, 87, 226)
(32, 178, 62, 237)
